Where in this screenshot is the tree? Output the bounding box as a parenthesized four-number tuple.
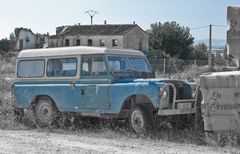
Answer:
(9, 32, 16, 50)
(192, 43, 208, 60)
(0, 32, 17, 52)
(0, 38, 10, 52)
(148, 21, 194, 59)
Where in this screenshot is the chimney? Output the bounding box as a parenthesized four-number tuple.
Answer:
(104, 20, 107, 25)
(133, 21, 136, 24)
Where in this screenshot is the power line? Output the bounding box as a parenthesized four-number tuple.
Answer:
(190, 26, 209, 30)
(212, 24, 227, 28)
(191, 25, 227, 31)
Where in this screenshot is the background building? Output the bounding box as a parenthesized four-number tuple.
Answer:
(15, 28, 48, 50)
(48, 24, 149, 52)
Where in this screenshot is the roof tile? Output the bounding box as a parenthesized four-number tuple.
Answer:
(58, 24, 137, 36)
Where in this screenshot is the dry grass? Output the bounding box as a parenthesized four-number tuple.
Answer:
(0, 54, 239, 148)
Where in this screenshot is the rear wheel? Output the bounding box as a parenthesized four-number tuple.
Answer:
(129, 105, 153, 134)
(34, 97, 57, 127)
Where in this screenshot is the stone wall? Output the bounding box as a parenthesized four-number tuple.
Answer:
(123, 26, 149, 52)
(49, 35, 124, 49)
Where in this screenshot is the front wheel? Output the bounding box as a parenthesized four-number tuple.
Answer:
(34, 97, 57, 127)
(129, 105, 153, 134)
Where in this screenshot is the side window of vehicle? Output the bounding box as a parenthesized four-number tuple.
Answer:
(17, 59, 45, 78)
(108, 56, 130, 71)
(81, 56, 107, 76)
(47, 58, 77, 77)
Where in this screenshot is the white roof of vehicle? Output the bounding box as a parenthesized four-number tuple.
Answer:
(18, 46, 145, 58)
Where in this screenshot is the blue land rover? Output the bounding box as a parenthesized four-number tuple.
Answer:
(12, 46, 201, 133)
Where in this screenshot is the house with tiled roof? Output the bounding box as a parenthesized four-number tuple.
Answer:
(48, 23, 149, 52)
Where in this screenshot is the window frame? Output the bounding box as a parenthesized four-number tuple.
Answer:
(88, 39, 93, 46)
(112, 39, 118, 47)
(46, 57, 78, 78)
(65, 39, 70, 46)
(99, 39, 105, 47)
(80, 55, 109, 78)
(17, 59, 45, 78)
(76, 39, 80, 46)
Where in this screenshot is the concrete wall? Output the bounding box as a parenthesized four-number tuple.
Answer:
(16, 30, 36, 50)
(123, 26, 149, 52)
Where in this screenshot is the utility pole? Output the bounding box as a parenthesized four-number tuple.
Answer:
(208, 24, 212, 69)
(85, 10, 98, 25)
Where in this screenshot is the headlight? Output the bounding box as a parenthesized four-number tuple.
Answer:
(161, 89, 168, 100)
(192, 88, 196, 98)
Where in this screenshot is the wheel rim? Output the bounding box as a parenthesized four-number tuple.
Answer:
(37, 101, 52, 123)
(131, 110, 145, 133)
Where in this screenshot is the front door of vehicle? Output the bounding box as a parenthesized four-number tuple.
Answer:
(76, 55, 110, 111)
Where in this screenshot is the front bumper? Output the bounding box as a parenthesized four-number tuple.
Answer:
(157, 83, 199, 116)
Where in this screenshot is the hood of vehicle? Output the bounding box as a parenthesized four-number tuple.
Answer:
(113, 78, 186, 84)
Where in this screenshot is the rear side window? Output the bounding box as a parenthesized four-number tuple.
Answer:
(47, 58, 77, 77)
(17, 60, 45, 78)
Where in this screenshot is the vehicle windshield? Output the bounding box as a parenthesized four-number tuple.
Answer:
(107, 56, 153, 78)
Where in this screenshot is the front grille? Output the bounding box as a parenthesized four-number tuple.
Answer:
(175, 85, 184, 99)
(168, 82, 185, 108)
(169, 86, 174, 106)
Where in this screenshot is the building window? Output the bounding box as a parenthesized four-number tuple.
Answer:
(65, 39, 70, 46)
(112, 39, 118, 47)
(76, 39, 80, 46)
(25, 37, 30, 42)
(88, 39, 92, 46)
(99, 39, 105, 47)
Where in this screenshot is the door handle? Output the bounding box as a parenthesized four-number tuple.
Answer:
(69, 82, 76, 89)
(81, 89, 85, 95)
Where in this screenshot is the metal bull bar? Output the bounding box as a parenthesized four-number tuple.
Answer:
(158, 83, 200, 115)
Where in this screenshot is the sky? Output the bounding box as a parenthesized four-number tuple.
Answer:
(0, 0, 239, 40)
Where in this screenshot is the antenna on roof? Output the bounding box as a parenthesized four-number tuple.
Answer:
(85, 10, 99, 25)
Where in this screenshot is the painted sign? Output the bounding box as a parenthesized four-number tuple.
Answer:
(202, 90, 240, 112)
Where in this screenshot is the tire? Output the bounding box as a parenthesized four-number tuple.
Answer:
(34, 97, 57, 127)
(129, 105, 153, 134)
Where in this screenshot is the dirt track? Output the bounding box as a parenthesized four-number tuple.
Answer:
(0, 128, 238, 154)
